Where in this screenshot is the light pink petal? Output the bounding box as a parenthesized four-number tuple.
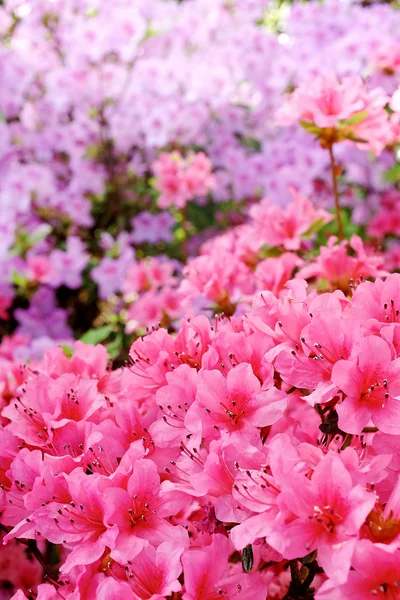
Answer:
(230, 513, 275, 550)
(317, 538, 356, 585)
(372, 397, 400, 434)
(250, 387, 288, 427)
(336, 397, 371, 434)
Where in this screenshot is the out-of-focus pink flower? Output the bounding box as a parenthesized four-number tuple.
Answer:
(153, 151, 215, 209)
(297, 235, 388, 291)
(25, 255, 53, 284)
(277, 71, 391, 154)
(249, 191, 332, 251)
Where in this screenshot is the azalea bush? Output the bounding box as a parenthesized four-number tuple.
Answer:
(1, 0, 400, 357)
(2, 0, 400, 599)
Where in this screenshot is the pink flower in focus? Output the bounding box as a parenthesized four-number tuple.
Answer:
(332, 336, 400, 434)
(269, 453, 375, 584)
(316, 540, 400, 599)
(103, 458, 188, 562)
(182, 534, 268, 600)
(186, 363, 287, 441)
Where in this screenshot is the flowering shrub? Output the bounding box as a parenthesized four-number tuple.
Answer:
(2, 0, 400, 598)
(3, 269, 400, 598)
(1, 0, 400, 357)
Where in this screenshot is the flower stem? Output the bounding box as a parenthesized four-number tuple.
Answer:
(327, 144, 344, 241)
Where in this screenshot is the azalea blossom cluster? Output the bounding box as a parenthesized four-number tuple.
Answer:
(4, 1, 400, 596)
(153, 152, 215, 210)
(1, 0, 400, 353)
(2, 270, 400, 598)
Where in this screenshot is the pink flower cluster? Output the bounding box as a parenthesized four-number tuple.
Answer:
(3, 1, 400, 596)
(277, 71, 392, 153)
(153, 152, 216, 210)
(2, 272, 400, 597)
(122, 257, 182, 332)
(1, 0, 400, 345)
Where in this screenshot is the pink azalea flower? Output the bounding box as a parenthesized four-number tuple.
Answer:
(351, 274, 400, 329)
(275, 311, 361, 406)
(255, 252, 302, 297)
(249, 191, 332, 251)
(153, 151, 215, 210)
(124, 541, 184, 600)
(25, 255, 53, 284)
(277, 71, 391, 154)
(269, 453, 375, 584)
(185, 363, 287, 441)
(103, 458, 188, 562)
(182, 534, 268, 600)
(277, 71, 367, 129)
(316, 539, 400, 599)
(16, 469, 119, 574)
(332, 336, 400, 434)
(297, 235, 388, 292)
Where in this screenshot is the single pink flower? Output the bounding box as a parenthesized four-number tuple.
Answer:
(186, 363, 287, 441)
(249, 191, 332, 252)
(316, 539, 400, 599)
(103, 458, 188, 562)
(332, 336, 400, 434)
(269, 453, 375, 584)
(182, 534, 268, 600)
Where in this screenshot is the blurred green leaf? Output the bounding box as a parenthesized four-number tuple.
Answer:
(299, 120, 321, 135)
(302, 217, 330, 238)
(383, 163, 400, 184)
(80, 325, 114, 345)
(11, 270, 28, 288)
(258, 244, 283, 258)
(106, 332, 124, 359)
(340, 110, 368, 126)
(60, 345, 74, 359)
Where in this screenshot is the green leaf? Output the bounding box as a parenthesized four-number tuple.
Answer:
(106, 333, 123, 360)
(60, 345, 74, 359)
(143, 22, 158, 40)
(85, 144, 101, 160)
(302, 217, 330, 238)
(11, 270, 28, 288)
(80, 325, 114, 345)
(344, 133, 368, 144)
(29, 224, 52, 245)
(383, 163, 400, 184)
(299, 120, 321, 135)
(236, 134, 262, 152)
(340, 110, 368, 126)
(300, 550, 318, 565)
(258, 245, 283, 259)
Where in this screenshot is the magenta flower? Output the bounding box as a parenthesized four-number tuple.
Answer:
(269, 453, 375, 584)
(182, 534, 268, 600)
(316, 540, 400, 599)
(186, 363, 287, 441)
(103, 458, 188, 563)
(332, 336, 400, 434)
(277, 71, 391, 153)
